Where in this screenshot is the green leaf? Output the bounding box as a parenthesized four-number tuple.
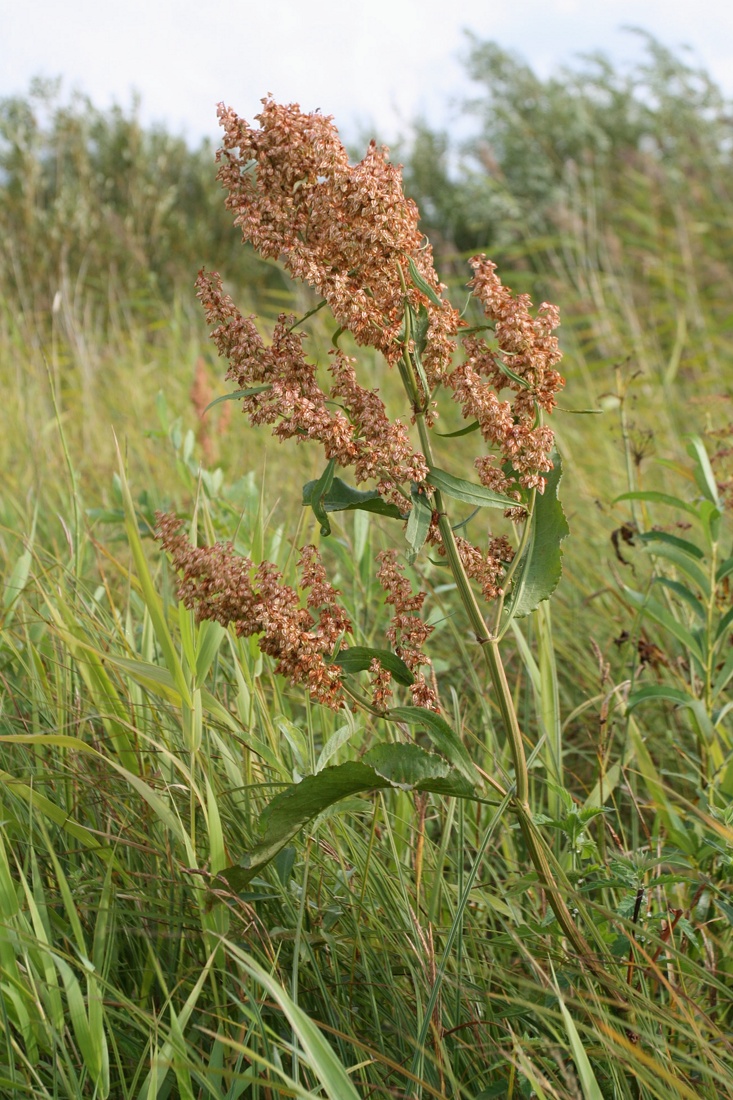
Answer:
(555, 986, 604, 1100)
(614, 490, 700, 519)
(203, 385, 272, 414)
(686, 435, 720, 506)
(405, 487, 432, 562)
(302, 477, 404, 521)
(653, 577, 705, 619)
(330, 646, 414, 686)
(495, 358, 531, 390)
(388, 706, 481, 785)
(306, 458, 336, 536)
(638, 535, 710, 596)
(639, 531, 704, 562)
(363, 742, 476, 797)
(716, 606, 733, 642)
(698, 498, 722, 546)
(623, 587, 706, 670)
(221, 746, 477, 888)
(407, 256, 442, 307)
(716, 556, 733, 584)
(412, 302, 430, 357)
(427, 466, 520, 510)
(627, 685, 697, 710)
(2, 547, 32, 626)
(434, 421, 481, 439)
(713, 647, 733, 699)
(509, 450, 569, 619)
(116, 443, 192, 710)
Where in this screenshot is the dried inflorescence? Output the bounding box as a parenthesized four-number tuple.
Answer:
(196, 273, 426, 509)
(212, 97, 461, 381)
(376, 550, 438, 711)
(449, 257, 564, 495)
(156, 515, 351, 707)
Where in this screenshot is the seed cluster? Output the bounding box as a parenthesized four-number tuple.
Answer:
(160, 97, 566, 714)
(157, 515, 350, 708)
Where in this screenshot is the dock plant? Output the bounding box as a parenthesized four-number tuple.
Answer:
(157, 98, 616, 994)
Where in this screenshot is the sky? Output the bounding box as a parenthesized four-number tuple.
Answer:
(3, 0, 733, 147)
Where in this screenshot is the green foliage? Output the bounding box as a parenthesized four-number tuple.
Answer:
(0, 78, 278, 326)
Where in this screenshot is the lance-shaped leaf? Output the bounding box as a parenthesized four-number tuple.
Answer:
(302, 477, 404, 521)
(505, 450, 569, 619)
(428, 466, 520, 510)
(408, 257, 443, 307)
(330, 645, 414, 686)
(220, 744, 478, 889)
(203, 385, 272, 414)
(305, 458, 336, 536)
(405, 485, 433, 562)
(434, 421, 480, 439)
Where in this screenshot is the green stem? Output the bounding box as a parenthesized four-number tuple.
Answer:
(403, 347, 617, 982)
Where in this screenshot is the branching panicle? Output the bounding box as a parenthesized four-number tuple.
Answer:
(156, 515, 350, 708)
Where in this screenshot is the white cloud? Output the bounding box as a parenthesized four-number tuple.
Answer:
(2, 0, 732, 145)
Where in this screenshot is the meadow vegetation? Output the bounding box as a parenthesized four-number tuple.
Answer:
(1, 36, 733, 1099)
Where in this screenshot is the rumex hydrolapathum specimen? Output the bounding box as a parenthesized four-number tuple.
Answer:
(159, 97, 620, 990)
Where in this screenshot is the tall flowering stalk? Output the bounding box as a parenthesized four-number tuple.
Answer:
(158, 97, 618, 982)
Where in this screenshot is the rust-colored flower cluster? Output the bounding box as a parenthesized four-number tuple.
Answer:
(212, 97, 460, 381)
(156, 515, 351, 707)
(376, 550, 437, 711)
(449, 257, 564, 495)
(195, 274, 426, 509)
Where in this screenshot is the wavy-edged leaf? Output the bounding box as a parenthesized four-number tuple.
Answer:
(364, 742, 476, 796)
(330, 646, 414, 686)
(220, 745, 477, 888)
(388, 705, 481, 785)
(302, 477, 404, 521)
(428, 466, 519, 510)
(508, 450, 569, 619)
